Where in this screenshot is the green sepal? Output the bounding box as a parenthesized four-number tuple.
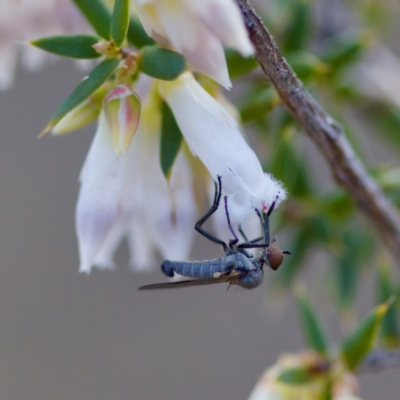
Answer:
(139, 46, 185, 80)
(225, 48, 258, 79)
(377, 264, 400, 347)
(341, 298, 394, 370)
(110, 0, 130, 48)
(297, 293, 328, 355)
(160, 101, 183, 179)
(73, 0, 111, 39)
(127, 18, 155, 48)
(40, 58, 119, 136)
(277, 367, 314, 385)
(31, 35, 101, 59)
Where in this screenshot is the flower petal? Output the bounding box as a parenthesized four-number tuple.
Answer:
(134, 0, 254, 88)
(76, 112, 125, 273)
(159, 72, 286, 223)
(134, 105, 196, 261)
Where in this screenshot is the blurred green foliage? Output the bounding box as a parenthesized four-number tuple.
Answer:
(234, 0, 400, 355)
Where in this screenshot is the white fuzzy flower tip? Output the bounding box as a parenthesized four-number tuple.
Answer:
(159, 72, 286, 223)
(134, 0, 254, 88)
(104, 85, 141, 156)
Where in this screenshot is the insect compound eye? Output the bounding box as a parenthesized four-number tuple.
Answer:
(267, 246, 284, 271)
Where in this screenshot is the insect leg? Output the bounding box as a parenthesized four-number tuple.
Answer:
(224, 196, 239, 246)
(195, 176, 229, 254)
(238, 209, 267, 249)
(238, 225, 248, 241)
(262, 195, 278, 247)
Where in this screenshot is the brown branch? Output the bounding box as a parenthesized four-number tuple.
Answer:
(236, 0, 400, 262)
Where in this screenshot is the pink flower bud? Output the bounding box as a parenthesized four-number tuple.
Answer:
(104, 85, 141, 156)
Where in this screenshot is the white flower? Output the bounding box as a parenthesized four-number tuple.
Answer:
(133, 0, 254, 88)
(76, 90, 196, 273)
(159, 72, 286, 224)
(0, 0, 90, 90)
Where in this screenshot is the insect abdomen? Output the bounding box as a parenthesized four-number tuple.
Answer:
(161, 258, 232, 279)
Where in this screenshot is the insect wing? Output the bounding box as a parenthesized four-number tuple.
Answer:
(138, 271, 242, 290)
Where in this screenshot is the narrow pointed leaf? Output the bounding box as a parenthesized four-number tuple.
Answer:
(52, 87, 106, 135)
(277, 367, 314, 385)
(73, 0, 111, 39)
(139, 47, 185, 80)
(297, 294, 328, 355)
(377, 265, 400, 347)
(41, 58, 119, 136)
(127, 18, 155, 48)
(225, 48, 258, 79)
(110, 0, 130, 48)
(341, 298, 394, 370)
(282, 0, 312, 52)
(31, 35, 101, 59)
(160, 101, 183, 178)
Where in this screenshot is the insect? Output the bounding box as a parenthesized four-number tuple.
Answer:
(138, 176, 290, 290)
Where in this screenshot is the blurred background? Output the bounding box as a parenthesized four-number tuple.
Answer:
(1, 0, 400, 399)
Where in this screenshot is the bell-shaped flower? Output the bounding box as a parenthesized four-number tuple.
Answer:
(103, 85, 142, 156)
(76, 87, 196, 273)
(159, 72, 286, 224)
(134, 0, 254, 88)
(75, 111, 127, 273)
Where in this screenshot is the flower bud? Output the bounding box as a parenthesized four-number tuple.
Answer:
(104, 85, 141, 156)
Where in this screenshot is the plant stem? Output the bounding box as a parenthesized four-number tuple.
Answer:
(236, 0, 400, 262)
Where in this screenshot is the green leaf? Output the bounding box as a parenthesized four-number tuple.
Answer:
(320, 35, 369, 73)
(268, 133, 313, 198)
(110, 0, 130, 48)
(282, 0, 313, 52)
(73, 0, 111, 39)
(31, 35, 101, 59)
(160, 101, 183, 178)
(277, 367, 314, 385)
(127, 18, 155, 48)
(286, 51, 328, 80)
(334, 228, 375, 311)
(341, 298, 394, 370)
(377, 264, 400, 347)
(240, 87, 278, 122)
(225, 48, 258, 79)
(276, 226, 312, 287)
(139, 46, 186, 80)
(297, 293, 328, 355)
(367, 104, 400, 151)
(41, 58, 119, 136)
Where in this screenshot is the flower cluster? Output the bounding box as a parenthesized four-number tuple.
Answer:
(10, 0, 286, 272)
